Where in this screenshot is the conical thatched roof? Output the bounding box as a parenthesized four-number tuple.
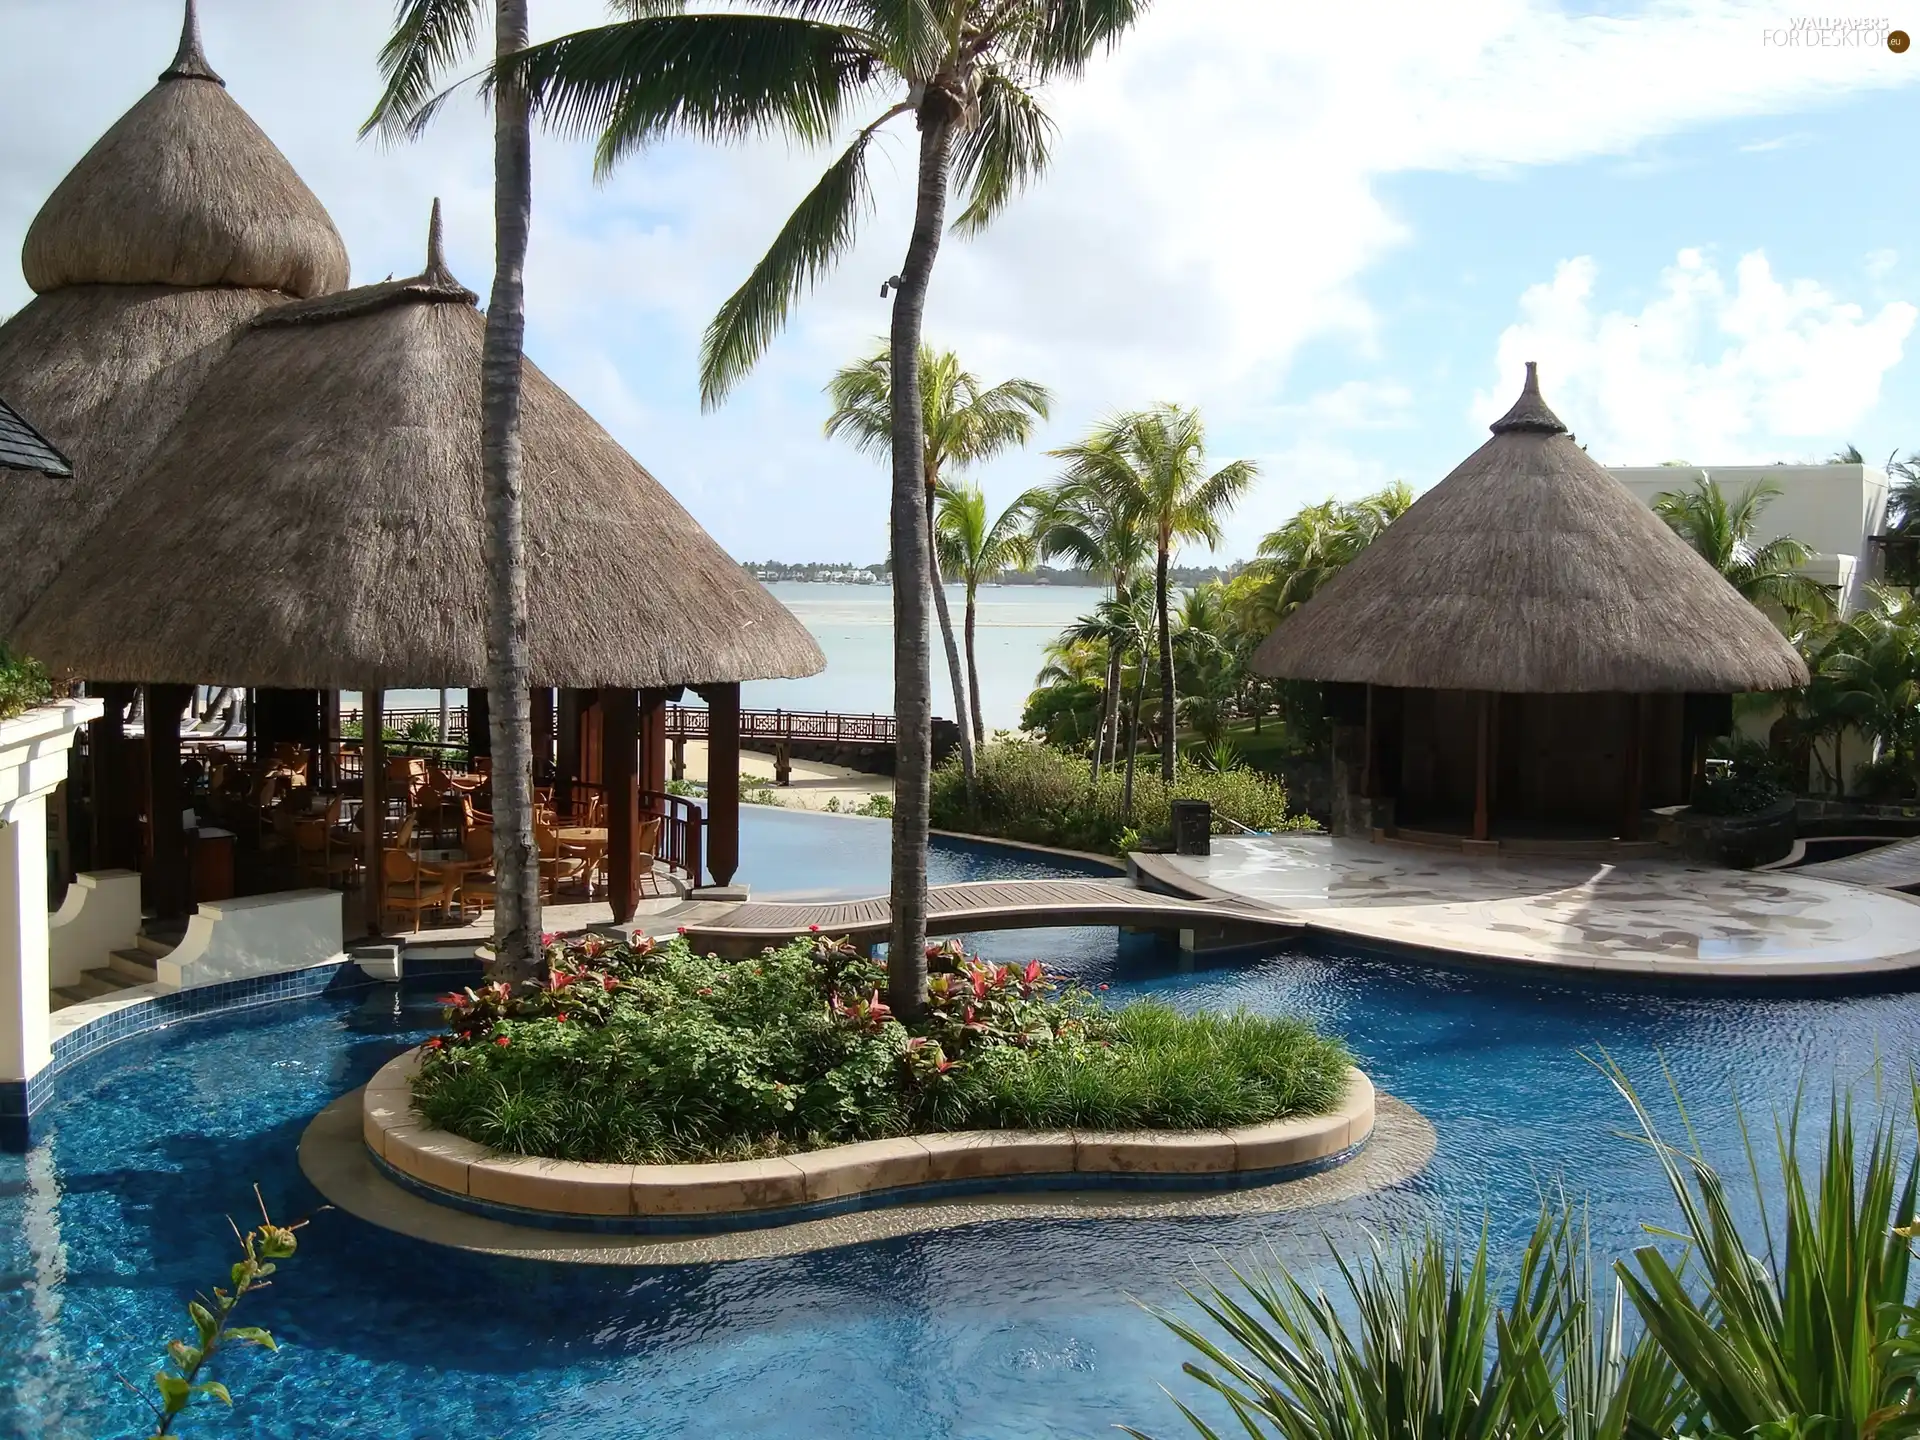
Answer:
(14, 206, 826, 691)
(21, 1, 348, 297)
(1252, 364, 1809, 693)
(0, 2, 350, 637)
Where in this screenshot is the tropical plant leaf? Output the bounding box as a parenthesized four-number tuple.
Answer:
(701, 129, 880, 405)
(951, 64, 1054, 234)
(362, 0, 489, 140)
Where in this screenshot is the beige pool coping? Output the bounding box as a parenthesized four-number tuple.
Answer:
(360, 1049, 1377, 1219)
(301, 1085, 1435, 1265)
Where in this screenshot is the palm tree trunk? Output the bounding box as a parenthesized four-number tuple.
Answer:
(925, 483, 974, 791)
(1091, 644, 1119, 780)
(884, 114, 956, 1019)
(1121, 650, 1146, 821)
(964, 583, 986, 749)
(481, 0, 541, 985)
(1156, 544, 1176, 786)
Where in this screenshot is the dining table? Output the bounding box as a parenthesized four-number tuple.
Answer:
(556, 826, 610, 896)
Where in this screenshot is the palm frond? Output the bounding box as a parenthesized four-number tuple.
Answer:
(492, 15, 889, 169)
(823, 349, 894, 457)
(362, 0, 489, 141)
(1002, 0, 1150, 80)
(700, 128, 881, 408)
(951, 65, 1055, 235)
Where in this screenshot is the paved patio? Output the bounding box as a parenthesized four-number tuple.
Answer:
(1139, 834, 1920, 980)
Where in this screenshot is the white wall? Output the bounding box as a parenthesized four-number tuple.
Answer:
(1609, 464, 1888, 615)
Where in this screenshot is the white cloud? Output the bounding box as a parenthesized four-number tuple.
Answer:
(0, 0, 1914, 561)
(1868, 248, 1900, 280)
(1480, 248, 1918, 463)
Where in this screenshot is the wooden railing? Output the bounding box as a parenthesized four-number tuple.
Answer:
(666, 705, 897, 746)
(644, 791, 704, 888)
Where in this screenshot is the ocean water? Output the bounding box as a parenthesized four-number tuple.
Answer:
(365, 582, 1109, 732)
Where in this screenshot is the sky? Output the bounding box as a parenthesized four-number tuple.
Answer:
(2, 0, 1916, 566)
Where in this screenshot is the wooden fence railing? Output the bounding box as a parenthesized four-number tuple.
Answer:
(665, 705, 897, 746)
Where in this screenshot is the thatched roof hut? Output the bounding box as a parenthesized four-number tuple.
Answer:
(1253, 364, 1808, 694)
(14, 206, 826, 691)
(0, 0, 348, 633)
(1254, 365, 1808, 847)
(0, 396, 73, 477)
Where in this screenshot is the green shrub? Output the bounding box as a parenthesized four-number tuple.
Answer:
(411, 933, 1351, 1163)
(930, 738, 1314, 855)
(0, 648, 52, 722)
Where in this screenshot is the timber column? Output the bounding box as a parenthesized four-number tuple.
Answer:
(145, 684, 194, 923)
(602, 689, 640, 925)
(698, 683, 743, 893)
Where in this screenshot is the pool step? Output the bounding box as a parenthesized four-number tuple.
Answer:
(108, 949, 159, 984)
(51, 967, 142, 1009)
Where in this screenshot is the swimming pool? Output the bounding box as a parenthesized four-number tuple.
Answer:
(7, 811, 1919, 1439)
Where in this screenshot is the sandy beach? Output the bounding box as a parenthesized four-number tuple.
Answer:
(677, 738, 894, 814)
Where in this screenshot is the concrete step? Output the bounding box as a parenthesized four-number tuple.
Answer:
(108, 949, 158, 984)
(135, 931, 180, 958)
(70, 970, 131, 1000)
(50, 986, 91, 1010)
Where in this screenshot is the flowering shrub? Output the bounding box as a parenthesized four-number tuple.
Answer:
(412, 933, 1351, 1164)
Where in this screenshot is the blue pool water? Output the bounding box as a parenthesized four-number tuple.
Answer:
(6, 812, 1920, 1439)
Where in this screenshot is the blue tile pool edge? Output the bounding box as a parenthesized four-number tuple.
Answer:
(364, 1136, 1371, 1237)
(0, 957, 489, 1148)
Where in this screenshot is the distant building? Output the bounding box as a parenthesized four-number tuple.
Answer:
(1608, 463, 1889, 614)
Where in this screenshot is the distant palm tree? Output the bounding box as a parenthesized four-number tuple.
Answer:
(827, 347, 1050, 780)
(1053, 406, 1256, 785)
(934, 481, 1038, 748)
(1829, 443, 1866, 464)
(1884, 451, 1920, 537)
(1653, 475, 1833, 624)
(500, 0, 1146, 1017)
(1245, 481, 1414, 632)
(366, 0, 541, 981)
(1063, 591, 1158, 817)
(1027, 457, 1151, 779)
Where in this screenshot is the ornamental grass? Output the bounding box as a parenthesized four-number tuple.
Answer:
(410, 933, 1351, 1165)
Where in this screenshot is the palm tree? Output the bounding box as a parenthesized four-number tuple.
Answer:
(827, 347, 1051, 778)
(1812, 586, 1920, 796)
(1885, 451, 1920, 537)
(935, 480, 1038, 748)
(366, 0, 542, 983)
(1244, 481, 1413, 633)
(1653, 475, 1833, 625)
(1052, 406, 1256, 786)
(1063, 591, 1158, 817)
(500, 0, 1143, 1017)
(1028, 457, 1151, 779)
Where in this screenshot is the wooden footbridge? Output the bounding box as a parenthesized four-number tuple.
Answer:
(678, 877, 1303, 956)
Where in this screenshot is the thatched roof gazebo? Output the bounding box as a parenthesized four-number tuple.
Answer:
(17, 204, 824, 918)
(1253, 363, 1808, 847)
(0, 0, 348, 634)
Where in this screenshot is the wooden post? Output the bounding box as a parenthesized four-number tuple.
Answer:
(467, 687, 490, 772)
(145, 684, 194, 922)
(638, 689, 668, 799)
(702, 683, 742, 889)
(531, 688, 554, 785)
(1622, 694, 1646, 841)
(1361, 685, 1376, 799)
(321, 690, 342, 790)
(1473, 691, 1491, 843)
(90, 684, 139, 872)
(671, 735, 686, 782)
(363, 689, 385, 937)
(602, 688, 640, 924)
(554, 688, 580, 817)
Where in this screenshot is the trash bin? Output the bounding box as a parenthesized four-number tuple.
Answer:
(1170, 799, 1211, 856)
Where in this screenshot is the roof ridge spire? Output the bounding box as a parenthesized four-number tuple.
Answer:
(1489, 360, 1567, 436)
(423, 198, 451, 282)
(161, 0, 225, 86)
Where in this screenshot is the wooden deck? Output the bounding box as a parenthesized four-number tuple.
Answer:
(681, 878, 1302, 955)
(1794, 835, 1920, 891)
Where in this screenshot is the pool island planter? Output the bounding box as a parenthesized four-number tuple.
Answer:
(361, 1048, 1376, 1232)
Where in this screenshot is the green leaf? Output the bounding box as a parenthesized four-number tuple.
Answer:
(950, 66, 1053, 236)
(361, 0, 490, 141)
(154, 1372, 191, 1411)
(225, 1326, 279, 1352)
(188, 1299, 218, 1345)
(699, 124, 880, 408)
(166, 1340, 201, 1370)
(192, 1380, 233, 1406)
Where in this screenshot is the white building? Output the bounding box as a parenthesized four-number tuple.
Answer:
(1608, 463, 1889, 614)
